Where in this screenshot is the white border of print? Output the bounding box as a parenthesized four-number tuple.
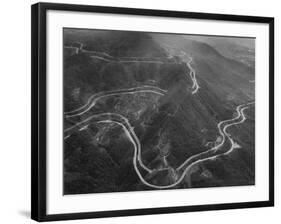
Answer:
(46, 10, 269, 215)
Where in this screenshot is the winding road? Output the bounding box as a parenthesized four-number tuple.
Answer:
(65, 85, 167, 118)
(185, 55, 200, 94)
(176, 102, 254, 171)
(66, 43, 170, 64)
(160, 45, 200, 94)
(64, 101, 254, 189)
(64, 113, 153, 175)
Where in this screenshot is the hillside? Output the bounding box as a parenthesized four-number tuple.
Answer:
(63, 29, 255, 194)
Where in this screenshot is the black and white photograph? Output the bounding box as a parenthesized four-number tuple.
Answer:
(63, 28, 255, 195)
(29, 2, 274, 222)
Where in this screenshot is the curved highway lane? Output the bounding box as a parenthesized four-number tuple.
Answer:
(65, 86, 167, 118)
(65, 113, 153, 174)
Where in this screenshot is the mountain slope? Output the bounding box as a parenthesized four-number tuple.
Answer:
(63, 29, 255, 194)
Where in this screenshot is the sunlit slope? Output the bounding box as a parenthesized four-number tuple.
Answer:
(183, 35, 255, 67)
(152, 34, 255, 104)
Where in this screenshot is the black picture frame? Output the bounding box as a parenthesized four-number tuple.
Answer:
(31, 2, 274, 222)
